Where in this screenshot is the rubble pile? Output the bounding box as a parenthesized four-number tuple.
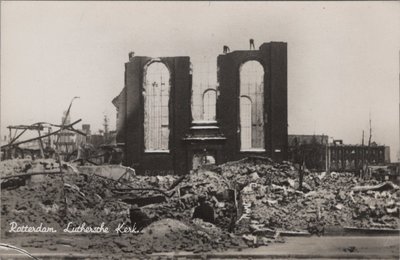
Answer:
(0, 159, 35, 178)
(1, 156, 399, 255)
(59, 218, 247, 255)
(127, 218, 245, 254)
(1, 164, 132, 233)
(120, 174, 179, 197)
(132, 170, 235, 230)
(179, 170, 231, 196)
(350, 181, 400, 228)
(1, 174, 66, 231)
(215, 159, 400, 233)
(1, 160, 247, 255)
(219, 157, 298, 189)
(1, 160, 184, 228)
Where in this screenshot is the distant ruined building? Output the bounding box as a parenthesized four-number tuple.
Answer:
(288, 135, 390, 172)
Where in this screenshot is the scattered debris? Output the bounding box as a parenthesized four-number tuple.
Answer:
(343, 246, 359, 253)
(352, 181, 399, 192)
(1, 156, 399, 255)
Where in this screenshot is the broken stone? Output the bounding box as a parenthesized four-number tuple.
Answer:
(114, 239, 130, 248)
(335, 204, 344, 210)
(353, 181, 399, 192)
(249, 172, 260, 181)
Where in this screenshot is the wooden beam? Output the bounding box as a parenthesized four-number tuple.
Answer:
(1, 119, 82, 149)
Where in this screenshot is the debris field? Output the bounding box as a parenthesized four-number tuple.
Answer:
(1, 157, 399, 256)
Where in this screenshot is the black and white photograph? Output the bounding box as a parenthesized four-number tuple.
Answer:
(0, 1, 399, 259)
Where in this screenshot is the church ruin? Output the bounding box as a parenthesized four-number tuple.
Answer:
(113, 42, 288, 175)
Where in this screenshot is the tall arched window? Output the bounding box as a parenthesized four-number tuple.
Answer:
(240, 60, 264, 151)
(191, 59, 217, 121)
(203, 89, 217, 121)
(143, 61, 170, 152)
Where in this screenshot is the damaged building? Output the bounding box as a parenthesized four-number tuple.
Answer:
(113, 42, 288, 175)
(288, 135, 391, 172)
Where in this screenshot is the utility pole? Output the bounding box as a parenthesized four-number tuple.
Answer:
(368, 114, 372, 147)
(103, 115, 109, 135)
(361, 130, 365, 177)
(364, 114, 373, 178)
(362, 130, 365, 146)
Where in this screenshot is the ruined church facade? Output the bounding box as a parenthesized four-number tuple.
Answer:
(113, 42, 288, 175)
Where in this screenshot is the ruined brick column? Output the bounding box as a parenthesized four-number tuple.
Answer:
(217, 42, 288, 162)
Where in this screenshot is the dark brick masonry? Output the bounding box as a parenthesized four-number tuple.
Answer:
(217, 42, 288, 163)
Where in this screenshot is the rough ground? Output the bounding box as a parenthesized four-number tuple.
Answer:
(217, 157, 400, 232)
(1, 157, 399, 256)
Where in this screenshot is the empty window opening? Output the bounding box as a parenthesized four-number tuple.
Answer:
(203, 89, 217, 121)
(143, 61, 170, 152)
(191, 58, 217, 121)
(192, 151, 216, 170)
(240, 60, 264, 151)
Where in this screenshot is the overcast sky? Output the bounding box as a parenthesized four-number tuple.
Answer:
(1, 1, 399, 161)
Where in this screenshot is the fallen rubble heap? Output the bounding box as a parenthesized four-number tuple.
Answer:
(1, 157, 399, 255)
(217, 157, 400, 232)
